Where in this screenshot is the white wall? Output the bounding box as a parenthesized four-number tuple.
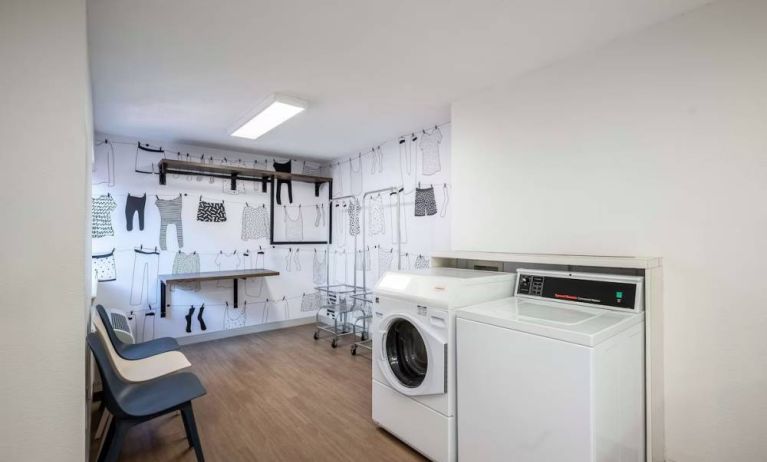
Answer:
(0, 0, 91, 460)
(450, 0, 767, 460)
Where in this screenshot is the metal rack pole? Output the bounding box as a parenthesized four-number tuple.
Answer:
(329, 194, 361, 290)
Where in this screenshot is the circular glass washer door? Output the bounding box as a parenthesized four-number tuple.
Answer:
(385, 318, 429, 388)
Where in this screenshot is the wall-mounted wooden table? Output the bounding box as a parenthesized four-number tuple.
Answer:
(158, 269, 280, 317)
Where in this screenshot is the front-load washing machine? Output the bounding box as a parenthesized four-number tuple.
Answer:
(372, 268, 515, 462)
(456, 269, 646, 462)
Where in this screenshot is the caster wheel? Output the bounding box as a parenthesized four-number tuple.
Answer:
(331, 339, 338, 348)
(313, 331, 319, 340)
(351, 345, 357, 355)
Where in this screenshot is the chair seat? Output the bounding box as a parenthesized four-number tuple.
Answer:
(120, 336, 180, 360)
(117, 371, 206, 418)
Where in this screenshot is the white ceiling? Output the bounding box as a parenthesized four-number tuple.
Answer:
(88, 0, 712, 159)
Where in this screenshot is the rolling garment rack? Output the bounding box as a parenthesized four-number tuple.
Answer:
(313, 193, 367, 348)
(350, 186, 402, 356)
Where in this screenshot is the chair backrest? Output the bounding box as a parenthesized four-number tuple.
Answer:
(86, 332, 129, 418)
(96, 304, 128, 357)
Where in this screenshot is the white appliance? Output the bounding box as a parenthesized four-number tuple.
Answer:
(456, 269, 645, 462)
(372, 268, 515, 462)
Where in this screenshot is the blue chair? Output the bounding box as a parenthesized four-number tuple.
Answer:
(87, 333, 207, 462)
(96, 304, 179, 360)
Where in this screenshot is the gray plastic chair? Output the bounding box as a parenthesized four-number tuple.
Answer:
(96, 304, 179, 360)
(87, 333, 207, 462)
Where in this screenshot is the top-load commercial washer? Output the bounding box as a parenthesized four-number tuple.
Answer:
(457, 269, 646, 462)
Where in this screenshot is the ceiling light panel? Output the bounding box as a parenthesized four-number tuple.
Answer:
(230, 94, 307, 140)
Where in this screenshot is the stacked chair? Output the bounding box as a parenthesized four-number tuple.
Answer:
(89, 305, 207, 462)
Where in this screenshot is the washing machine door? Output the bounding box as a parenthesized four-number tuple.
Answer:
(378, 313, 446, 396)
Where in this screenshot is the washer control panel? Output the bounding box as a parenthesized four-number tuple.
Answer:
(516, 270, 643, 312)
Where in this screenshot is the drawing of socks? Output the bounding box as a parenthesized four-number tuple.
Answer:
(197, 305, 206, 331)
(185, 306, 195, 333)
(440, 184, 450, 218)
(294, 249, 302, 271)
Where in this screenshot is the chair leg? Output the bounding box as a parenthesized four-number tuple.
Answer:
(100, 419, 130, 462)
(95, 405, 110, 440)
(180, 409, 192, 447)
(96, 412, 113, 460)
(180, 403, 205, 462)
(97, 419, 116, 462)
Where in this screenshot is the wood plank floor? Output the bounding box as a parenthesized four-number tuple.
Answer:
(91, 324, 427, 461)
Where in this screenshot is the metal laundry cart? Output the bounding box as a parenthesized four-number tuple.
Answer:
(313, 284, 367, 348)
(312, 187, 402, 349)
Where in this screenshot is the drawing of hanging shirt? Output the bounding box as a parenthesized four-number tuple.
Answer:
(92, 141, 115, 187)
(172, 252, 200, 291)
(214, 251, 241, 287)
(301, 292, 321, 312)
(333, 204, 347, 246)
(401, 253, 412, 270)
(348, 198, 361, 236)
(92, 194, 117, 238)
(349, 157, 363, 196)
(333, 251, 347, 284)
(399, 137, 414, 186)
(241, 250, 253, 269)
(332, 161, 345, 196)
(224, 304, 246, 330)
(263, 298, 289, 323)
(419, 128, 442, 176)
(284, 206, 304, 241)
(368, 195, 385, 235)
(378, 248, 393, 280)
(242, 250, 266, 296)
(242, 205, 269, 241)
(313, 251, 328, 285)
(355, 248, 371, 271)
(92, 250, 117, 282)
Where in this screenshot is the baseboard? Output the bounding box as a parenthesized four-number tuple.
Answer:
(176, 317, 316, 345)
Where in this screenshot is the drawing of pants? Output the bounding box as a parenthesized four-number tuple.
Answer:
(159, 218, 183, 250)
(130, 249, 159, 306)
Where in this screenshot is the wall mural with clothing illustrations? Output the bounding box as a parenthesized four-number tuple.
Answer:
(91, 123, 450, 342)
(91, 135, 329, 342)
(326, 123, 452, 288)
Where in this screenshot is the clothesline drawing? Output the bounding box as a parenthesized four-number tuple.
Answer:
(134, 292, 308, 312)
(99, 245, 333, 255)
(93, 192, 332, 209)
(328, 121, 450, 167)
(106, 139, 328, 173)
